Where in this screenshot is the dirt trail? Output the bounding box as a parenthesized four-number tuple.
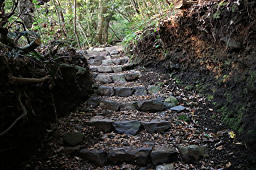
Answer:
(26, 46, 250, 170)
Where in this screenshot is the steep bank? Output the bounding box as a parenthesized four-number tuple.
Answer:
(130, 0, 256, 153)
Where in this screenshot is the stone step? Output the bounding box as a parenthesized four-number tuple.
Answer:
(96, 86, 147, 97)
(86, 95, 185, 113)
(79, 145, 179, 167)
(89, 63, 135, 73)
(88, 56, 129, 66)
(87, 116, 172, 135)
(94, 71, 141, 84)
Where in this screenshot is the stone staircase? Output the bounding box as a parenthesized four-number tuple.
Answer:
(65, 46, 208, 169)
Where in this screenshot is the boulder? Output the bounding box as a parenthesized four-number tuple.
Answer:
(120, 102, 138, 111)
(138, 99, 166, 112)
(108, 148, 134, 164)
(95, 74, 113, 84)
(80, 149, 107, 166)
(97, 86, 114, 96)
(86, 96, 100, 108)
(148, 85, 161, 94)
(102, 59, 114, 66)
(113, 120, 141, 135)
(97, 66, 113, 73)
(125, 71, 141, 81)
(151, 145, 178, 165)
(133, 86, 147, 96)
(142, 120, 171, 133)
(128, 147, 152, 166)
(63, 132, 84, 146)
(178, 145, 208, 163)
(89, 116, 114, 132)
(100, 100, 120, 111)
(112, 74, 127, 83)
(114, 87, 134, 97)
(112, 66, 123, 73)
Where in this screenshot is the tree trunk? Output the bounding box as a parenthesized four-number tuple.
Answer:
(18, 0, 34, 28)
(96, 0, 107, 44)
(73, 0, 81, 48)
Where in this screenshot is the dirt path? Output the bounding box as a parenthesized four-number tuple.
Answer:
(26, 46, 250, 170)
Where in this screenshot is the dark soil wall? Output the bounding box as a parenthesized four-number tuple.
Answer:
(0, 47, 93, 169)
(131, 0, 256, 152)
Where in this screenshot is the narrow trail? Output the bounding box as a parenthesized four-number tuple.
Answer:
(27, 46, 249, 170)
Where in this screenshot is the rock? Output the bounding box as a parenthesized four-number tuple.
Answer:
(178, 145, 208, 163)
(112, 57, 129, 65)
(63, 132, 84, 146)
(112, 74, 127, 83)
(107, 147, 152, 166)
(114, 87, 134, 97)
(108, 148, 134, 164)
(125, 71, 141, 81)
(89, 116, 114, 132)
(86, 96, 100, 107)
(88, 58, 102, 66)
(102, 59, 114, 66)
(92, 47, 105, 52)
(133, 86, 147, 96)
(138, 99, 166, 112)
(110, 50, 120, 55)
(95, 74, 113, 84)
(113, 120, 141, 135)
(97, 66, 113, 73)
(170, 105, 186, 112)
(128, 147, 152, 166)
(164, 96, 178, 106)
(63, 145, 81, 153)
(142, 120, 171, 133)
(100, 100, 120, 111)
(120, 102, 138, 111)
(97, 86, 114, 96)
(148, 85, 161, 94)
(80, 149, 107, 166)
(156, 163, 175, 170)
(151, 145, 178, 165)
(112, 66, 122, 73)
(89, 66, 98, 72)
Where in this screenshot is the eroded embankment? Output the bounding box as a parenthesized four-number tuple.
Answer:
(130, 1, 256, 153)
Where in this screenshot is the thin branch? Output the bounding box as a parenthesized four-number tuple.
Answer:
(9, 75, 50, 85)
(0, 93, 27, 136)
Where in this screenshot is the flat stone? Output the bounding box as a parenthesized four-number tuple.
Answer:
(112, 58, 129, 65)
(95, 74, 113, 84)
(156, 164, 175, 170)
(112, 66, 122, 73)
(107, 147, 152, 166)
(100, 100, 120, 111)
(125, 71, 141, 81)
(110, 50, 120, 55)
(114, 87, 134, 97)
(113, 120, 141, 135)
(97, 86, 114, 96)
(88, 58, 102, 66)
(151, 145, 178, 165)
(80, 149, 107, 166)
(178, 145, 208, 163)
(86, 96, 100, 107)
(120, 102, 138, 111)
(142, 120, 171, 133)
(89, 66, 98, 72)
(112, 74, 127, 83)
(63, 132, 84, 146)
(89, 116, 114, 132)
(63, 145, 81, 153)
(97, 66, 113, 73)
(102, 59, 114, 66)
(108, 148, 134, 164)
(133, 86, 147, 96)
(138, 99, 166, 112)
(170, 105, 186, 112)
(128, 147, 152, 166)
(91, 47, 105, 52)
(148, 85, 161, 94)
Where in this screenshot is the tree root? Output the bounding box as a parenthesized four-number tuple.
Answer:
(9, 75, 50, 85)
